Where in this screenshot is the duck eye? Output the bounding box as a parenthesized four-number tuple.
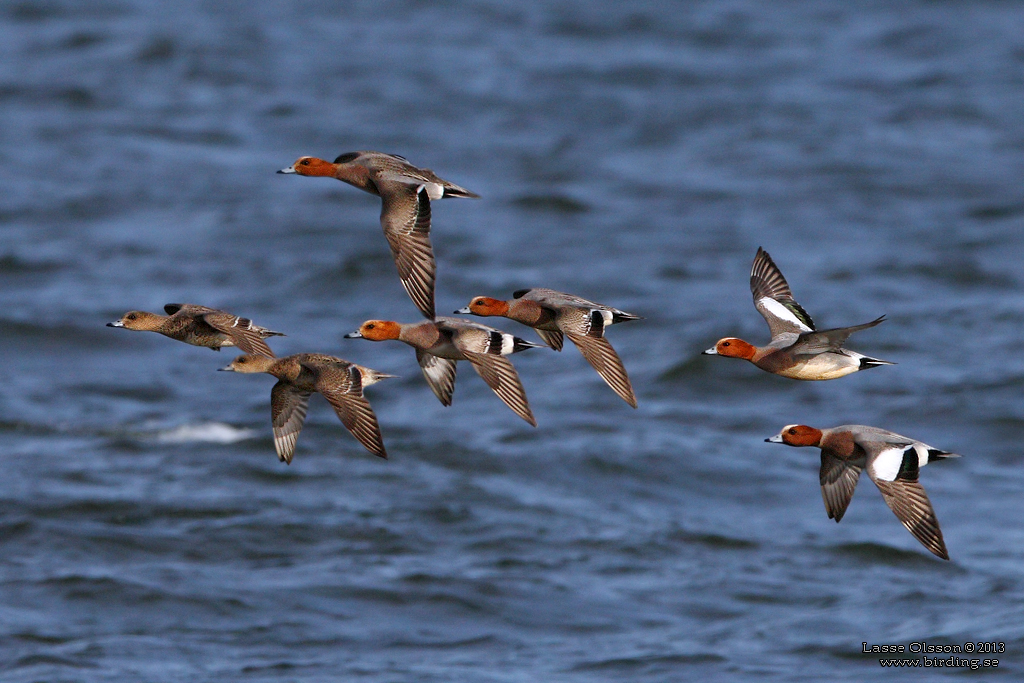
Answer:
(300, 159, 310, 165)
(722, 341, 730, 347)
(127, 314, 137, 320)
(788, 428, 797, 435)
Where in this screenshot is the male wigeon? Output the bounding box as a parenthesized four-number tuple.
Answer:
(767, 424, 959, 560)
(108, 304, 283, 357)
(702, 247, 893, 380)
(278, 151, 479, 320)
(220, 353, 394, 462)
(345, 317, 540, 426)
(455, 288, 641, 408)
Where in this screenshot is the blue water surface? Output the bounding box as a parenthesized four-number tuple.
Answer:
(1, 1, 1023, 680)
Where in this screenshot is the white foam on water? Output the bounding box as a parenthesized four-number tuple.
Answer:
(154, 422, 255, 444)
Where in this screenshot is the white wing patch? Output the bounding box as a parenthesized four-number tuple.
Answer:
(871, 446, 909, 482)
(759, 297, 813, 332)
(419, 182, 445, 200)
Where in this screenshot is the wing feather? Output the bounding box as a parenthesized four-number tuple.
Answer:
(788, 317, 886, 356)
(270, 383, 311, 464)
(416, 350, 458, 406)
(380, 184, 436, 319)
(565, 332, 637, 408)
(318, 383, 387, 459)
(750, 247, 815, 337)
(819, 452, 862, 521)
(872, 478, 949, 560)
(462, 351, 536, 426)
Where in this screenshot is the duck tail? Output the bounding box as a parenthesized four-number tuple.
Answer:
(858, 356, 895, 370)
(442, 183, 480, 199)
(927, 448, 961, 462)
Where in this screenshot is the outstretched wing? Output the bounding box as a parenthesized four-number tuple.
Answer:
(750, 247, 815, 338)
(873, 478, 948, 560)
(788, 316, 886, 356)
(318, 374, 388, 460)
(867, 443, 949, 560)
(380, 183, 436, 319)
(462, 351, 536, 426)
(565, 332, 637, 408)
(270, 382, 312, 464)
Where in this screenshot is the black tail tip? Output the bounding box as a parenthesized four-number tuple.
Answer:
(859, 358, 895, 370)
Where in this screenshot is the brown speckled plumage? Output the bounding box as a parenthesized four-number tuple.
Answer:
(220, 353, 394, 462)
(108, 303, 283, 357)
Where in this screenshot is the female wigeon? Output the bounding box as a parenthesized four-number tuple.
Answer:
(345, 317, 540, 426)
(278, 151, 479, 320)
(703, 247, 893, 380)
(767, 424, 959, 560)
(455, 288, 641, 408)
(108, 304, 283, 357)
(220, 353, 395, 462)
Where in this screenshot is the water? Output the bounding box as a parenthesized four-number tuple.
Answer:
(2, 1, 1023, 680)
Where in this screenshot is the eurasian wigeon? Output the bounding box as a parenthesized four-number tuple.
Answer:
(455, 288, 641, 408)
(703, 247, 893, 380)
(767, 424, 959, 560)
(220, 353, 395, 462)
(108, 304, 283, 358)
(345, 317, 540, 426)
(278, 151, 479, 320)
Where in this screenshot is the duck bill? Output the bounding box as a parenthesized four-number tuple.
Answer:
(765, 433, 784, 443)
(106, 321, 124, 328)
(277, 165, 297, 174)
(701, 346, 718, 355)
(453, 307, 471, 314)
(343, 331, 363, 339)
(218, 363, 235, 372)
